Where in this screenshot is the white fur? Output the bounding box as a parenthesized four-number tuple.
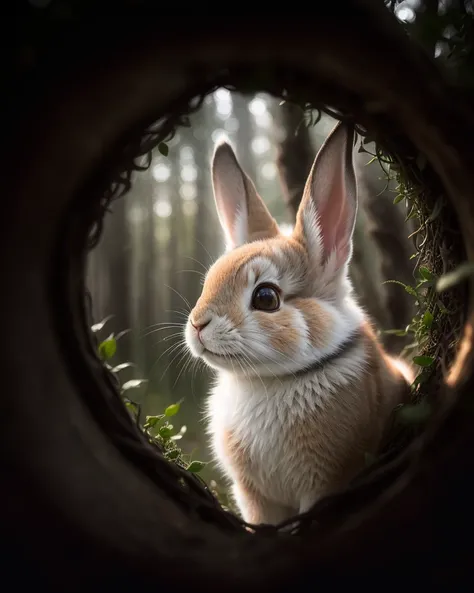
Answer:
(206, 334, 370, 518)
(186, 255, 364, 377)
(185, 125, 409, 525)
(227, 207, 247, 251)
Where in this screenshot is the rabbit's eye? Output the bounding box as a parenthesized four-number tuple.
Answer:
(251, 284, 280, 312)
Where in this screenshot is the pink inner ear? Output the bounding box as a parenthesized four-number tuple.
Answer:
(318, 177, 346, 255)
(321, 183, 355, 267)
(300, 122, 357, 268)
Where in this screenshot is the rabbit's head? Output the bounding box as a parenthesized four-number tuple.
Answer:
(185, 122, 364, 377)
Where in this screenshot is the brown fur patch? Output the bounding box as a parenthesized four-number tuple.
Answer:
(242, 176, 281, 242)
(220, 429, 265, 523)
(256, 310, 300, 356)
(191, 242, 266, 326)
(291, 298, 331, 349)
(221, 428, 250, 474)
(190, 236, 309, 327)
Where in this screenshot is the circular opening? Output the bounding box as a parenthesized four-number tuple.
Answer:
(83, 84, 465, 532)
(7, 5, 473, 583)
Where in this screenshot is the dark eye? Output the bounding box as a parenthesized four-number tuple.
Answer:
(251, 284, 280, 312)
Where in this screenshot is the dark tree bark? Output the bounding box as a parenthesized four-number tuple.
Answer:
(2, 2, 474, 591)
(275, 101, 314, 220)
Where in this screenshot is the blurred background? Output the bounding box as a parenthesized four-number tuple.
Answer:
(86, 89, 415, 487)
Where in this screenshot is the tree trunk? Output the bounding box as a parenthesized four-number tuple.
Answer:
(274, 101, 314, 220)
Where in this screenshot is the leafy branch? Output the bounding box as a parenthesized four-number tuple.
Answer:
(92, 316, 206, 473)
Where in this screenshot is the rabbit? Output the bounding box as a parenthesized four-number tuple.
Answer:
(184, 121, 414, 526)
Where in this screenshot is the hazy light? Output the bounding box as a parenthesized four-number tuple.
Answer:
(254, 111, 273, 129)
(224, 117, 239, 133)
(216, 102, 232, 119)
(180, 183, 197, 201)
(183, 200, 198, 217)
(249, 97, 267, 117)
(211, 129, 230, 144)
(251, 135, 271, 155)
(215, 88, 231, 102)
(128, 205, 147, 224)
(193, 126, 208, 141)
(273, 125, 287, 143)
(261, 162, 277, 180)
(396, 5, 415, 22)
(156, 225, 170, 244)
(280, 223, 294, 237)
(154, 201, 172, 218)
(180, 145, 194, 161)
(152, 163, 171, 182)
(180, 164, 197, 183)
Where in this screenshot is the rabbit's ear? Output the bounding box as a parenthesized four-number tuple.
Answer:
(294, 122, 357, 271)
(211, 141, 280, 250)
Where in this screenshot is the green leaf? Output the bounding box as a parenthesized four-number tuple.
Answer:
(158, 142, 169, 157)
(413, 355, 435, 367)
(393, 194, 405, 205)
(418, 266, 435, 282)
(436, 262, 474, 293)
(165, 403, 181, 417)
(98, 336, 117, 360)
(396, 401, 432, 425)
(124, 400, 138, 416)
(384, 329, 408, 337)
(383, 279, 418, 297)
(186, 460, 206, 473)
(145, 414, 164, 428)
(121, 379, 147, 392)
(167, 449, 180, 460)
(91, 315, 114, 333)
(422, 310, 434, 329)
(159, 425, 173, 439)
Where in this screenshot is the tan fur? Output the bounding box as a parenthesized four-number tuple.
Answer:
(187, 128, 414, 525)
(242, 176, 280, 242)
(191, 243, 263, 326)
(256, 310, 300, 356)
(291, 298, 331, 349)
(191, 237, 309, 326)
(219, 327, 412, 519)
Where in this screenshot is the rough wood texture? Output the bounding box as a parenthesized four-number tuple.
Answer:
(2, 2, 474, 591)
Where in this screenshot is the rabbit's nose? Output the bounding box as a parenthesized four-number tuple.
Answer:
(191, 319, 210, 344)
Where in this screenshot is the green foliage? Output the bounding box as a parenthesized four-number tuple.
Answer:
(382, 260, 443, 391)
(98, 334, 117, 360)
(92, 316, 206, 473)
(158, 142, 169, 157)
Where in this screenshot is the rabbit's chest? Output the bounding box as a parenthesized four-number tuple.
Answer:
(209, 375, 342, 507)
